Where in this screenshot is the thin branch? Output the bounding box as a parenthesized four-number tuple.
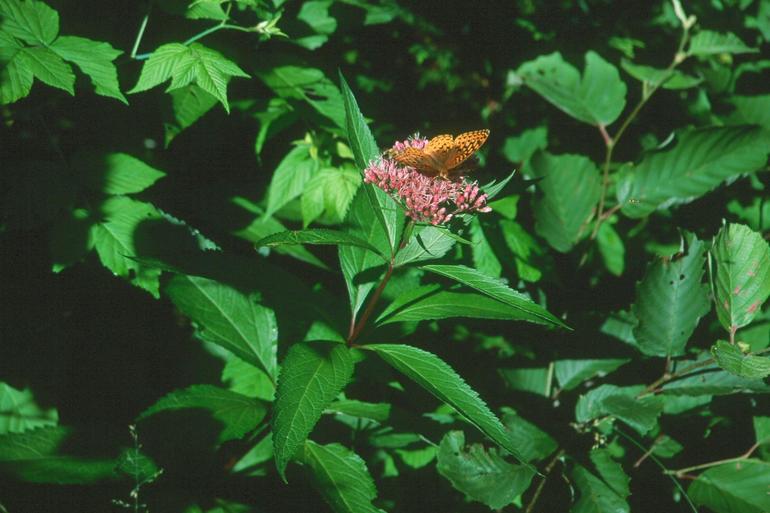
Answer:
(667, 443, 760, 476)
(524, 449, 565, 513)
(130, 3, 152, 59)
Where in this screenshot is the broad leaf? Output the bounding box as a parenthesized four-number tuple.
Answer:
(301, 166, 361, 226)
(575, 384, 662, 434)
(621, 59, 702, 89)
(325, 399, 391, 423)
(272, 342, 354, 480)
(78, 152, 165, 195)
(662, 364, 770, 396)
(596, 221, 625, 276)
(129, 43, 248, 112)
(0, 55, 33, 104)
(164, 84, 218, 145)
(469, 218, 502, 277)
(501, 409, 557, 462)
(17, 46, 74, 94)
(711, 341, 770, 379)
(688, 460, 770, 513)
(554, 359, 630, 391)
(256, 229, 384, 259)
(499, 367, 551, 397)
(364, 344, 529, 464)
(394, 225, 456, 266)
(713, 223, 770, 332)
(571, 462, 630, 513)
(516, 51, 627, 125)
(266, 143, 318, 217)
(530, 151, 602, 252)
(421, 264, 566, 328)
(0, 383, 58, 434)
(501, 127, 548, 165)
(617, 127, 770, 218)
(631, 234, 710, 356)
(300, 441, 383, 513)
(500, 219, 545, 282)
(437, 431, 535, 510)
(50, 35, 125, 102)
(0, 0, 59, 45)
(137, 385, 266, 443)
(688, 30, 757, 56)
(165, 274, 278, 379)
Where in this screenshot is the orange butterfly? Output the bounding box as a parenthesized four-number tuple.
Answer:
(392, 129, 490, 179)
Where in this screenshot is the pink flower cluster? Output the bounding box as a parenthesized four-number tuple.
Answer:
(364, 135, 491, 225)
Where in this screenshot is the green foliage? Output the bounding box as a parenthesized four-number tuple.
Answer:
(711, 340, 770, 378)
(0, 383, 58, 434)
(688, 460, 770, 513)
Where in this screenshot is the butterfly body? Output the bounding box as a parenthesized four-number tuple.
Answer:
(392, 129, 490, 179)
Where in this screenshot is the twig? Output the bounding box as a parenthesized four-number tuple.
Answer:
(130, 2, 152, 59)
(524, 449, 565, 513)
(667, 443, 760, 476)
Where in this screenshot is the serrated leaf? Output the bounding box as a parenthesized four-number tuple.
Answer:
(571, 463, 630, 513)
(338, 71, 379, 170)
(50, 36, 125, 103)
(221, 355, 275, 402)
(165, 274, 278, 379)
(621, 59, 702, 89)
(499, 367, 550, 396)
(530, 151, 602, 252)
(437, 431, 535, 510)
(0, 0, 59, 45)
(137, 385, 266, 443)
(662, 360, 770, 396)
(91, 196, 162, 296)
(164, 84, 218, 145)
(272, 343, 354, 480)
(469, 218, 502, 277)
(300, 441, 383, 513)
(711, 341, 770, 379)
(395, 225, 456, 266)
(421, 264, 566, 328)
(17, 46, 74, 94)
(516, 51, 626, 125)
(575, 384, 662, 434)
(256, 229, 385, 258)
(713, 223, 770, 332)
(129, 43, 248, 112)
(596, 221, 625, 276)
(0, 427, 115, 484)
(364, 344, 529, 465)
(265, 143, 318, 217)
(688, 460, 770, 513)
(631, 234, 710, 356)
(500, 219, 544, 282)
(0, 51, 33, 104)
(325, 399, 390, 423)
(688, 30, 758, 56)
(501, 410, 557, 462)
(617, 127, 770, 218)
(78, 152, 165, 195)
(300, 166, 361, 226)
(0, 383, 58, 434)
(554, 359, 630, 391)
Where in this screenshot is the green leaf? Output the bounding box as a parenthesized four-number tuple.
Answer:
(92, 196, 162, 296)
(0, 427, 115, 484)
(596, 221, 625, 276)
(711, 341, 770, 379)
(571, 461, 630, 513)
(688, 460, 770, 513)
(421, 264, 566, 328)
(661, 362, 770, 396)
(618, 127, 770, 218)
(49, 207, 94, 273)
(516, 51, 627, 126)
(394, 226, 456, 266)
(254, 58, 345, 131)
(17, 46, 74, 95)
(688, 30, 758, 56)
(469, 218, 502, 277)
(631, 234, 710, 356)
(137, 385, 266, 443)
(0, 50, 33, 104)
(272, 342, 354, 480)
(364, 344, 529, 465)
(575, 385, 662, 434)
(78, 153, 165, 195)
(437, 430, 535, 510)
(501, 219, 545, 282)
(115, 446, 159, 483)
(530, 151, 602, 252)
(0, 383, 58, 434)
(294, 0, 337, 49)
(499, 368, 551, 397)
(266, 143, 318, 217)
(129, 43, 248, 112)
(50, 36, 125, 103)
(501, 409, 557, 462)
(727, 95, 770, 130)
(377, 287, 550, 325)
(621, 59, 702, 89)
(755, 416, 770, 446)
(252, 97, 295, 156)
(501, 126, 548, 165)
(256, 229, 386, 259)
(165, 274, 278, 379)
(713, 223, 770, 332)
(338, 71, 379, 170)
(301, 166, 361, 226)
(0, 0, 59, 45)
(553, 359, 630, 391)
(325, 399, 390, 423)
(164, 84, 218, 146)
(300, 441, 384, 513)
(221, 355, 275, 402)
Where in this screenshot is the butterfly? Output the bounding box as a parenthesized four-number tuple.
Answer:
(391, 129, 490, 179)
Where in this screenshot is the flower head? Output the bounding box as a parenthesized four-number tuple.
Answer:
(364, 135, 491, 225)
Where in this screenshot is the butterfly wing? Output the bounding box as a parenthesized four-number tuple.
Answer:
(393, 147, 441, 176)
(447, 129, 490, 169)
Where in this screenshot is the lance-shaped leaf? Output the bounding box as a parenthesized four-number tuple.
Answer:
(421, 264, 566, 328)
(137, 385, 266, 443)
(437, 431, 535, 510)
(712, 223, 770, 333)
(299, 441, 384, 513)
(516, 51, 626, 126)
(272, 342, 354, 480)
(688, 460, 770, 513)
(394, 225, 456, 266)
(256, 229, 385, 259)
(711, 341, 770, 379)
(364, 344, 529, 465)
(631, 235, 710, 356)
(265, 143, 318, 217)
(617, 127, 770, 218)
(165, 275, 278, 379)
(529, 151, 602, 252)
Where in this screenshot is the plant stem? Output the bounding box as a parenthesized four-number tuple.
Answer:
(130, 3, 152, 59)
(667, 443, 760, 476)
(524, 449, 565, 513)
(346, 219, 415, 346)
